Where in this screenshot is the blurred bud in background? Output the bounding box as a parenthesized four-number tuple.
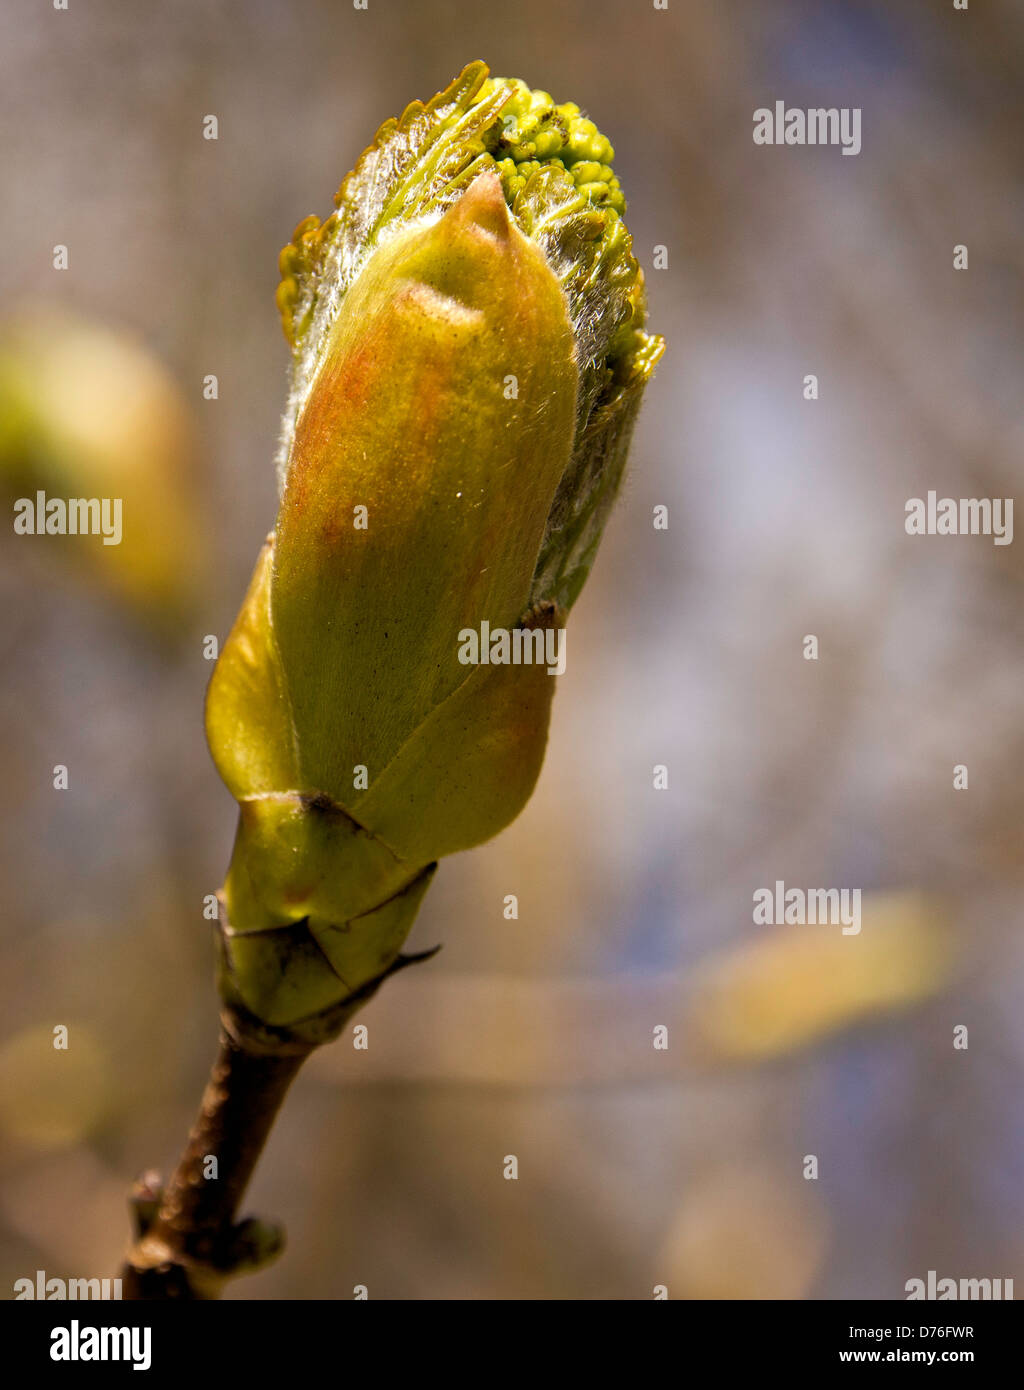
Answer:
(659, 1164, 830, 1300)
(0, 309, 205, 630)
(0, 1023, 112, 1153)
(688, 893, 955, 1065)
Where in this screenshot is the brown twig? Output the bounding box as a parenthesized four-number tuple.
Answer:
(121, 1025, 312, 1300)
(120, 911, 440, 1300)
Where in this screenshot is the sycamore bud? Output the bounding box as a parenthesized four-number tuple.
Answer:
(206, 61, 663, 1044)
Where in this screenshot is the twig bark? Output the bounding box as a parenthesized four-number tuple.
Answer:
(121, 1025, 312, 1300)
(120, 916, 438, 1300)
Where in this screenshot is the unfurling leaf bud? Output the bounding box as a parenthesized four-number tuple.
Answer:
(206, 61, 663, 1045)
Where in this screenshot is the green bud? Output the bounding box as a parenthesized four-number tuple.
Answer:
(207, 61, 663, 1043)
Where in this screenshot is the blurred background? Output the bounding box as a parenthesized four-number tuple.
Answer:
(1, 0, 1022, 1300)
